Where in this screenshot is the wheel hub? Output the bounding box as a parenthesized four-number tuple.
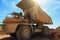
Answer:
(23, 29, 30, 38)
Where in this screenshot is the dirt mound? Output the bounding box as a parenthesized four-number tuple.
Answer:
(54, 26, 60, 40)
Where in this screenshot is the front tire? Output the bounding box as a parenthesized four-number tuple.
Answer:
(16, 26, 31, 40)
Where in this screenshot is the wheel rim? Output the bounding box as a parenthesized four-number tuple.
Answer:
(22, 28, 30, 38)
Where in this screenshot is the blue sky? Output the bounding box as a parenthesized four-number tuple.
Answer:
(0, 0, 60, 29)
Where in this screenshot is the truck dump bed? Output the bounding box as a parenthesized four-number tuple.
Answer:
(24, 5, 53, 24)
(16, 0, 53, 24)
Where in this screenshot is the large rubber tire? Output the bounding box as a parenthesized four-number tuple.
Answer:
(42, 26, 49, 36)
(16, 26, 31, 40)
(10, 33, 16, 37)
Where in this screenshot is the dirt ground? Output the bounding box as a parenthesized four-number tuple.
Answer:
(0, 33, 52, 40)
(0, 26, 60, 40)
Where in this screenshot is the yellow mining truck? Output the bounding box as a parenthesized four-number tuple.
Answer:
(2, 0, 53, 40)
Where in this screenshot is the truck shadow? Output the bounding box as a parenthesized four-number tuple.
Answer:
(0, 37, 17, 40)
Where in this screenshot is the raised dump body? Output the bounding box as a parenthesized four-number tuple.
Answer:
(16, 0, 53, 24)
(24, 5, 52, 24)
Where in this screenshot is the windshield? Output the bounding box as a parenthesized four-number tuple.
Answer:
(6, 13, 14, 18)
